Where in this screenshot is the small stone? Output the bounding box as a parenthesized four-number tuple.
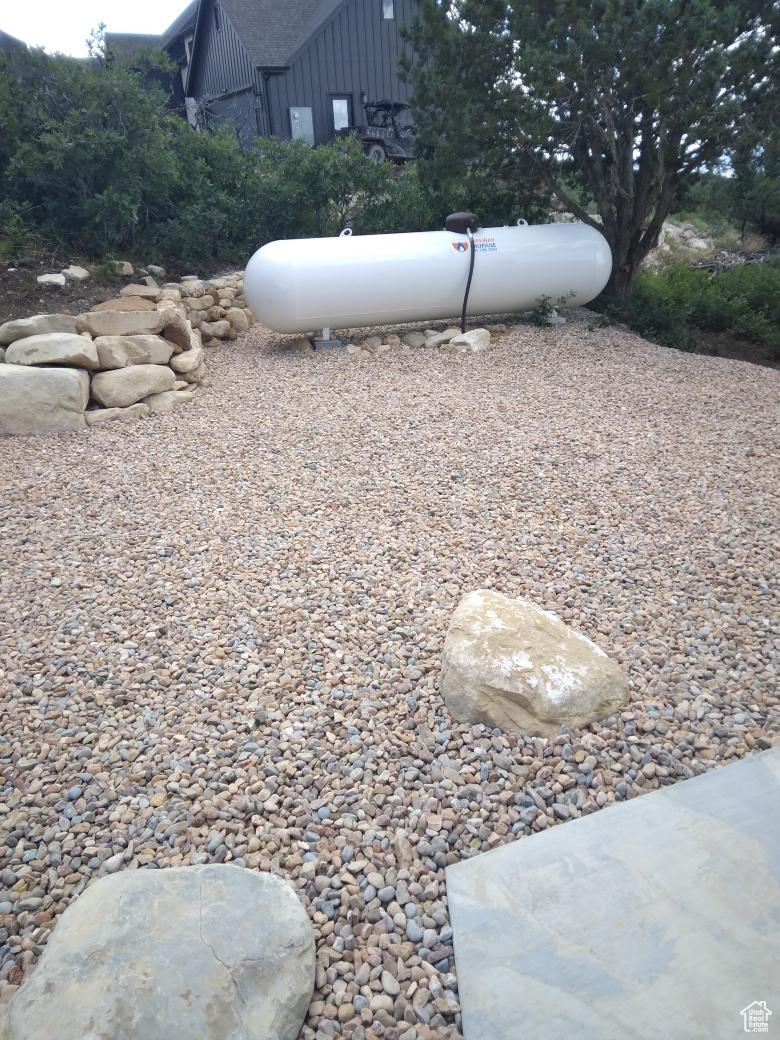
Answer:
(102, 852, 124, 874)
(120, 284, 161, 302)
(85, 404, 150, 426)
(401, 332, 427, 348)
(406, 919, 424, 942)
(442, 328, 491, 353)
(143, 390, 195, 415)
(337, 1003, 355, 1023)
(381, 971, 400, 996)
(62, 265, 90, 282)
(425, 328, 461, 347)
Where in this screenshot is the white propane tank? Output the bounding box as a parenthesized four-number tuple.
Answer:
(244, 221, 611, 334)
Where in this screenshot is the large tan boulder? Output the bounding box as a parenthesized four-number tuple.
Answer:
(0, 367, 89, 435)
(170, 343, 204, 374)
(120, 283, 161, 301)
(200, 319, 230, 338)
(183, 296, 212, 312)
(0, 865, 315, 1040)
(5, 333, 99, 369)
(441, 590, 629, 737)
(156, 301, 192, 352)
(225, 307, 249, 333)
(90, 297, 157, 313)
(94, 335, 174, 369)
(77, 311, 165, 338)
(91, 364, 175, 408)
(0, 314, 78, 345)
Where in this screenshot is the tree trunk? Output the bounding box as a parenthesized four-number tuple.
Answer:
(606, 259, 636, 305)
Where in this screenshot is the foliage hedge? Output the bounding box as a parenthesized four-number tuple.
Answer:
(614, 261, 780, 358)
(0, 47, 540, 266)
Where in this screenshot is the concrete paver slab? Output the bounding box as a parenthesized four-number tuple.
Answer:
(447, 749, 780, 1040)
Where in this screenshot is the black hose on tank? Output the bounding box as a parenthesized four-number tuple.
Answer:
(460, 228, 475, 334)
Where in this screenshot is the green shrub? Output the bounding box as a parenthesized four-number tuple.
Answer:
(613, 261, 780, 357)
(0, 48, 498, 267)
(0, 49, 180, 256)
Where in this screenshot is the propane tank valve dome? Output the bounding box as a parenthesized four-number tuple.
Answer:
(445, 212, 480, 234)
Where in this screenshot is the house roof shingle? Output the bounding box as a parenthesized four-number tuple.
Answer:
(104, 2, 197, 63)
(220, 0, 344, 68)
(161, 0, 199, 48)
(0, 28, 27, 53)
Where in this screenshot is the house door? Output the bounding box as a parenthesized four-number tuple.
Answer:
(330, 95, 353, 135)
(289, 107, 314, 146)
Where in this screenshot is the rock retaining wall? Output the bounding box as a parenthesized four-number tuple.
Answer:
(0, 271, 253, 436)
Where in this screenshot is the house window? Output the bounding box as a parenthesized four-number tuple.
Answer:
(214, 5, 222, 31)
(289, 107, 315, 146)
(383, 0, 394, 18)
(331, 96, 352, 133)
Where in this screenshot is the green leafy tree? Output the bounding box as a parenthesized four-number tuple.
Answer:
(406, 0, 779, 300)
(732, 131, 780, 245)
(0, 48, 178, 254)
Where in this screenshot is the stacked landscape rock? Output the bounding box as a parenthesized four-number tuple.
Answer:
(0, 289, 210, 436)
(169, 271, 254, 347)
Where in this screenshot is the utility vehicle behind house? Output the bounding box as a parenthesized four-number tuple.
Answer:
(339, 99, 416, 162)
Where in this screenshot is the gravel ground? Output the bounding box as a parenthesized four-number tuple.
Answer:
(1, 313, 778, 1038)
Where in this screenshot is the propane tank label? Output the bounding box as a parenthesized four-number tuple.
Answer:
(450, 238, 497, 253)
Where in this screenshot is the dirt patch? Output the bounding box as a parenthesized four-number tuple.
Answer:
(0, 258, 224, 326)
(0, 262, 120, 325)
(691, 328, 779, 370)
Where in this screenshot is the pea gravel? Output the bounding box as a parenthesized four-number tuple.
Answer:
(1, 313, 778, 1040)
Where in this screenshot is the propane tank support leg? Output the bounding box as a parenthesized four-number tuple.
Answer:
(311, 327, 344, 349)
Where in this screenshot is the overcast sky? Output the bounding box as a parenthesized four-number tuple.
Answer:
(3, 0, 191, 57)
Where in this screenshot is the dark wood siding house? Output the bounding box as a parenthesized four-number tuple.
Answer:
(184, 0, 417, 148)
(0, 29, 27, 54)
(106, 2, 198, 120)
